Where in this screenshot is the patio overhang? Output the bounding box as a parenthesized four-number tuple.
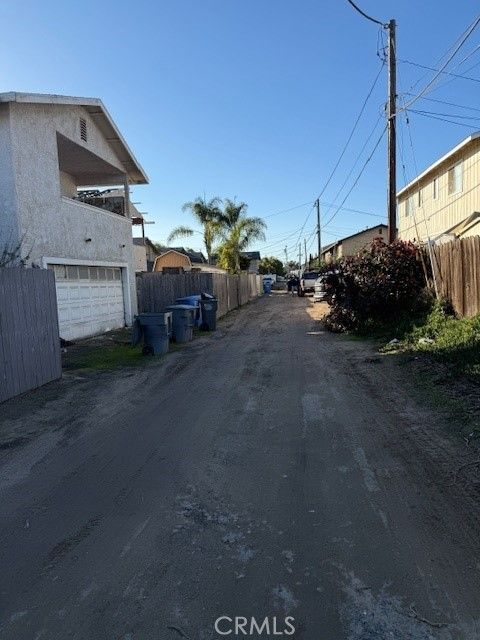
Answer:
(57, 133, 127, 186)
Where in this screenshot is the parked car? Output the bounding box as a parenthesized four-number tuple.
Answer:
(313, 271, 342, 304)
(298, 271, 319, 297)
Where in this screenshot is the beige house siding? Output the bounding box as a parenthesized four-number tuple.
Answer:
(153, 250, 192, 272)
(397, 136, 480, 242)
(337, 226, 386, 257)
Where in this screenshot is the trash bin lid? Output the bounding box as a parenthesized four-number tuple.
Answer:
(166, 304, 197, 311)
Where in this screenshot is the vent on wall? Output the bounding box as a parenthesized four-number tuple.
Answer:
(80, 118, 87, 142)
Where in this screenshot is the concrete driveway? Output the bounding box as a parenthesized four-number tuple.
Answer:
(1, 293, 480, 639)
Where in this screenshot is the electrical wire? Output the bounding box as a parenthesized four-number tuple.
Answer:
(399, 57, 480, 85)
(314, 61, 385, 202)
(398, 15, 480, 113)
(345, 0, 385, 27)
(403, 93, 480, 114)
(323, 126, 387, 229)
(407, 109, 479, 129)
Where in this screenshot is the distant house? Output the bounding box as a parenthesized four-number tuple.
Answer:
(0, 92, 148, 340)
(153, 249, 225, 274)
(321, 224, 388, 262)
(240, 251, 261, 273)
(132, 237, 160, 272)
(397, 132, 480, 243)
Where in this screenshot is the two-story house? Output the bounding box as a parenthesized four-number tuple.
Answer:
(321, 224, 388, 262)
(397, 132, 480, 244)
(0, 92, 148, 340)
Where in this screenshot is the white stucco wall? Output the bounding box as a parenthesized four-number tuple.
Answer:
(0, 104, 21, 252)
(1, 101, 139, 319)
(133, 243, 148, 272)
(59, 170, 77, 197)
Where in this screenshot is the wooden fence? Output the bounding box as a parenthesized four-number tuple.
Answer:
(136, 272, 262, 318)
(0, 268, 61, 403)
(433, 236, 480, 317)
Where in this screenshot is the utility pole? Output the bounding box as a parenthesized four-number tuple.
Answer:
(284, 245, 288, 267)
(298, 245, 302, 274)
(304, 238, 307, 270)
(315, 198, 321, 266)
(387, 19, 397, 243)
(346, 1, 397, 243)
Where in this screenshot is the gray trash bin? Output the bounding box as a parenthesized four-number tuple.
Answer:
(134, 313, 172, 355)
(166, 305, 195, 343)
(199, 298, 218, 331)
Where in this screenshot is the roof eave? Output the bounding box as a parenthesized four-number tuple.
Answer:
(396, 132, 480, 199)
(0, 92, 149, 185)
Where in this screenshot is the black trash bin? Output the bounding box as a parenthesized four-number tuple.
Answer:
(166, 305, 196, 343)
(199, 297, 218, 331)
(133, 313, 172, 355)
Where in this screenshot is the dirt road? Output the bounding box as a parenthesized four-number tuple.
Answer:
(1, 293, 480, 639)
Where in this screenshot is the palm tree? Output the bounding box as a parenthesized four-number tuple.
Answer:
(217, 199, 266, 272)
(167, 196, 222, 263)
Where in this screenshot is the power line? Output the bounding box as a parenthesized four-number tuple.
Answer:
(314, 61, 385, 202)
(345, 0, 385, 27)
(399, 15, 480, 113)
(323, 126, 387, 229)
(410, 108, 480, 122)
(399, 58, 480, 84)
(321, 114, 384, 222)
(403, 92, 480, 114)
(407, 109, 479, 129)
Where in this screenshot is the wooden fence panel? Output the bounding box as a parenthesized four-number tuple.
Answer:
(0, 268, 61, 403)
(136, 271, 260, 319)
(433, 237, 480, 317)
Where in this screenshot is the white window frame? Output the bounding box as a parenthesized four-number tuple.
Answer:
(448, 162, 463, 195)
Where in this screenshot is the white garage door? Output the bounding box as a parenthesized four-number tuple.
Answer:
(50, 264, 125, 340)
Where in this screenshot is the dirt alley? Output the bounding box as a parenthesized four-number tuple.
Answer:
(1, 293, 480, 639)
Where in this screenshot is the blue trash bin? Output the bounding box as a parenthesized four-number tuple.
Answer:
(263, 280, 272, 294)
(175, 295, 202, 327)
(134, 313, 172, 355)
(166, 305, 196, 343)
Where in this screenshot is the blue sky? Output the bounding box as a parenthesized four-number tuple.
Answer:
(1, 0, 479, 260)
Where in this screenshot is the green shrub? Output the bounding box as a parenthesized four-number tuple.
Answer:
(324, 239, 427, 333)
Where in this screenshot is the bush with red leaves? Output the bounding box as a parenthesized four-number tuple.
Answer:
(324, 238, 426, 332)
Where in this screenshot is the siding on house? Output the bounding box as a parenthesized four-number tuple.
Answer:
(397, 133, 480, 242)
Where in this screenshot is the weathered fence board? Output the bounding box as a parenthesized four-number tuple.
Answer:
(136, 272, 262, 318)
(0, 268, 61, 403)
(433, 237, 480, 317)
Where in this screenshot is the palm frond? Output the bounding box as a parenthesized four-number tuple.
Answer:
(167, 226, 194, 244)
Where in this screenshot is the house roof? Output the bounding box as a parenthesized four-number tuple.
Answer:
(156, 246, 206, 263)
(397, 132, 480, 199)
(0, 92, 148, 185)
(241, 251, 261, 260)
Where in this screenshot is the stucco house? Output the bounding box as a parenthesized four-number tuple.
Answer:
(321, 224, 388, 262)
(132, 237, 160, 272)
(397, 132, 480, 244)
(0, 92, 148, 340)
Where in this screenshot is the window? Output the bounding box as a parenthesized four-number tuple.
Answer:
(405, 195, 414, 217)
(80, 117, 87, 142)
(378, 227, 383, 234)
(448, 162, 462, 195)
(433, 177, 438, 200)
(417, 189, 422, 207)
